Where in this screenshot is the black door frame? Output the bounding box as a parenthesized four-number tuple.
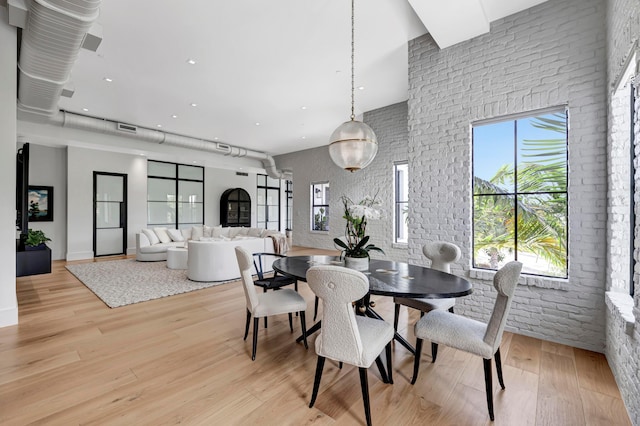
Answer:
(93, 171, 128, 257)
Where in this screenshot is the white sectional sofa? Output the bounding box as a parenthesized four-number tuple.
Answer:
(136, 225, 286, 262)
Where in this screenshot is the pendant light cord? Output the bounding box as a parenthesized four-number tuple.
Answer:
(350, 0, 355, 121)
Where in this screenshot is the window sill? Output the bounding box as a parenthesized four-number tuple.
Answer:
(605, 291, 636, 336)
(392, 243, 408, 249)
(468, 268, 569, 290)
(309, 230, 329, 234)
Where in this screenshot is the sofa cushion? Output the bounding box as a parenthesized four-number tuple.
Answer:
(211, 225, 224, 238)
(237, 227, 249, 236)
(191, 226, 205, 240)
(248, 227, 263, 237)
(168, 229, 185, 242)
(142, 228, 160, 245)
(181, 228, 192, 240)
(140, 241, 183, 253)
(154, 227, 172, 243)
(203, 225, 214, 237)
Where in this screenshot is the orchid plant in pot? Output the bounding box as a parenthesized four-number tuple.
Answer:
(333, 194, 384, 270)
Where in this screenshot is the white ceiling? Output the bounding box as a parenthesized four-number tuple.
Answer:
(53, 0, 548, 157)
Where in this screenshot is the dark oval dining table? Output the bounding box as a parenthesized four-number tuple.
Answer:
(273, 255, 473, 355)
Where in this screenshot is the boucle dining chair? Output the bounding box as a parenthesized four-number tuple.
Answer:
(252, 252, 298, 328)
(393, 241, 461, 362)
(235, 247, 308, 361)
(411, 261, 522, 421)
(307, 265, 394, 426)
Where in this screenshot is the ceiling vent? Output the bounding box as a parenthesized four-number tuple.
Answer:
(236, 171, 248, 176)
(117, 123, 137, 133)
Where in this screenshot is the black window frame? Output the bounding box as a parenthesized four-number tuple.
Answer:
(472, 108, 569, 279)
(311, 182, 330, 232)
(394, 162, 408, 244)
(256, 174, 281, 231)
(147, 160, 204, 229)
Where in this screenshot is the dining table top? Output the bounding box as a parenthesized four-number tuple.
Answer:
(272, 255, 473, 299)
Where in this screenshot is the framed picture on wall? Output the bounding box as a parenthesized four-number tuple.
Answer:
(28, 186, 54, 222)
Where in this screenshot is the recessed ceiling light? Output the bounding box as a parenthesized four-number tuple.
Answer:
(187, 59, 196, 65)
(139, 153, 146, 156)
(255, 122, 260, 126)
(358, 86, 365, 90)
(103, 77, 113, 82)
(190, 103, 197, 107)
(156, 124, 162, 128)
(82, 108, 89, 112)
(192, 161, 197, 164)
(301, 106, 307, 110)
(301, 136, 306, 139)
(214, 137, 219, 140)
(171, 114, 178, 119)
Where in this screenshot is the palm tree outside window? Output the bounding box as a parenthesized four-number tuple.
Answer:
(472, 108, 568, 278)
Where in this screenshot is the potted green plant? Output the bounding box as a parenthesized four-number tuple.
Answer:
(333, 194, 384, 270)
(25, 229, 51, 251)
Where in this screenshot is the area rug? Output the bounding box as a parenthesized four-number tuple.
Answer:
(66, 259, 237, 308)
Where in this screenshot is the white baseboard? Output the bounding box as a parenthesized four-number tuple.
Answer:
(0, 305, 18, 328)
(126, 247, 137, 256)
(66, 251, 94, 261)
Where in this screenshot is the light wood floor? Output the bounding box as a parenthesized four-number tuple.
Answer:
(1, 247, 631, 425)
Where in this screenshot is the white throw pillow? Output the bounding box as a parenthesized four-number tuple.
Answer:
(203, 225, 213, 237)
(191, 225, 205, 240)
(154, 227, 172, 244)
(168, 229, 185, 242)
(141, 228, 160, 245)
(228, 227, 241, 238)
(181, 228, 192, 240)
(248, 227, 263, 237)
(237, 227, 249, 236)
(211, 225, 223, 238)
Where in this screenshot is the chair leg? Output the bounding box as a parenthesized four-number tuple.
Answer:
(309, 356, 326, 408)
(313, 296, 319, 321)
(411, 338, 423, 385)
(431, 342, 439, 363)
(299, 311, 308, 349)
(288, 312, 293, 332)
(495, 348, 505, 389)
(339, 362, 343, 369)
(358, 367, 372, 426)
(252, 317, 259, 361)
(244, 309, 251, 341)
(483, 357, 495, 421)
(264, 317, 268, 328)
(393, 303, 400, 331)
(385, 341, 393, 384)
(449, 306, 454, 313)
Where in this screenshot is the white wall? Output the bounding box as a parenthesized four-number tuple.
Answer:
(25, 144, 67, 260)
(67, 146, 147, 260)
(0, 6, 17, 327)
(205, 169, 258, 226)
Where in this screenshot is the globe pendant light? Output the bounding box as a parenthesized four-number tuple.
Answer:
(328, 0, 378, 173)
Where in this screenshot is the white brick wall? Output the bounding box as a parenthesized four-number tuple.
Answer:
(606, 0, 640, 423)
(274, 102, 410, 262)
(408, 0, 607, 351)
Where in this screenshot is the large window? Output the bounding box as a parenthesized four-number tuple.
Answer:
(257, 174, 281, 231)
(394, 162, 408, 243)
(147, 160, 204, 229)
(311, 182, 329, 231)
(472, 109, 568, 278)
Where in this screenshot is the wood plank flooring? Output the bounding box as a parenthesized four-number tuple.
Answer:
(0, 247, 631, 425)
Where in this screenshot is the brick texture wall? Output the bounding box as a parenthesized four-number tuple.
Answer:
(274, 102, 410, 262)
(606, 0, 640, 422)
(407, 0, 607, 351)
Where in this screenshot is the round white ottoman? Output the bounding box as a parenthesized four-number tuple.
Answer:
(167, 247, 188, 270)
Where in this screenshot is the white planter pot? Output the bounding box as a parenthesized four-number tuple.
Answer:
(344, 256, 369, 271)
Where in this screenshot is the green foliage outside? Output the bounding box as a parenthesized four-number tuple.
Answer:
(473, 114, 567, 277)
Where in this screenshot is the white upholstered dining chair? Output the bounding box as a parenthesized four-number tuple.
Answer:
(393, 241, 461, 362)
(411, 261, 522, 421)
(307, 265, 394, 426)
(235, 246, 308, 361)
